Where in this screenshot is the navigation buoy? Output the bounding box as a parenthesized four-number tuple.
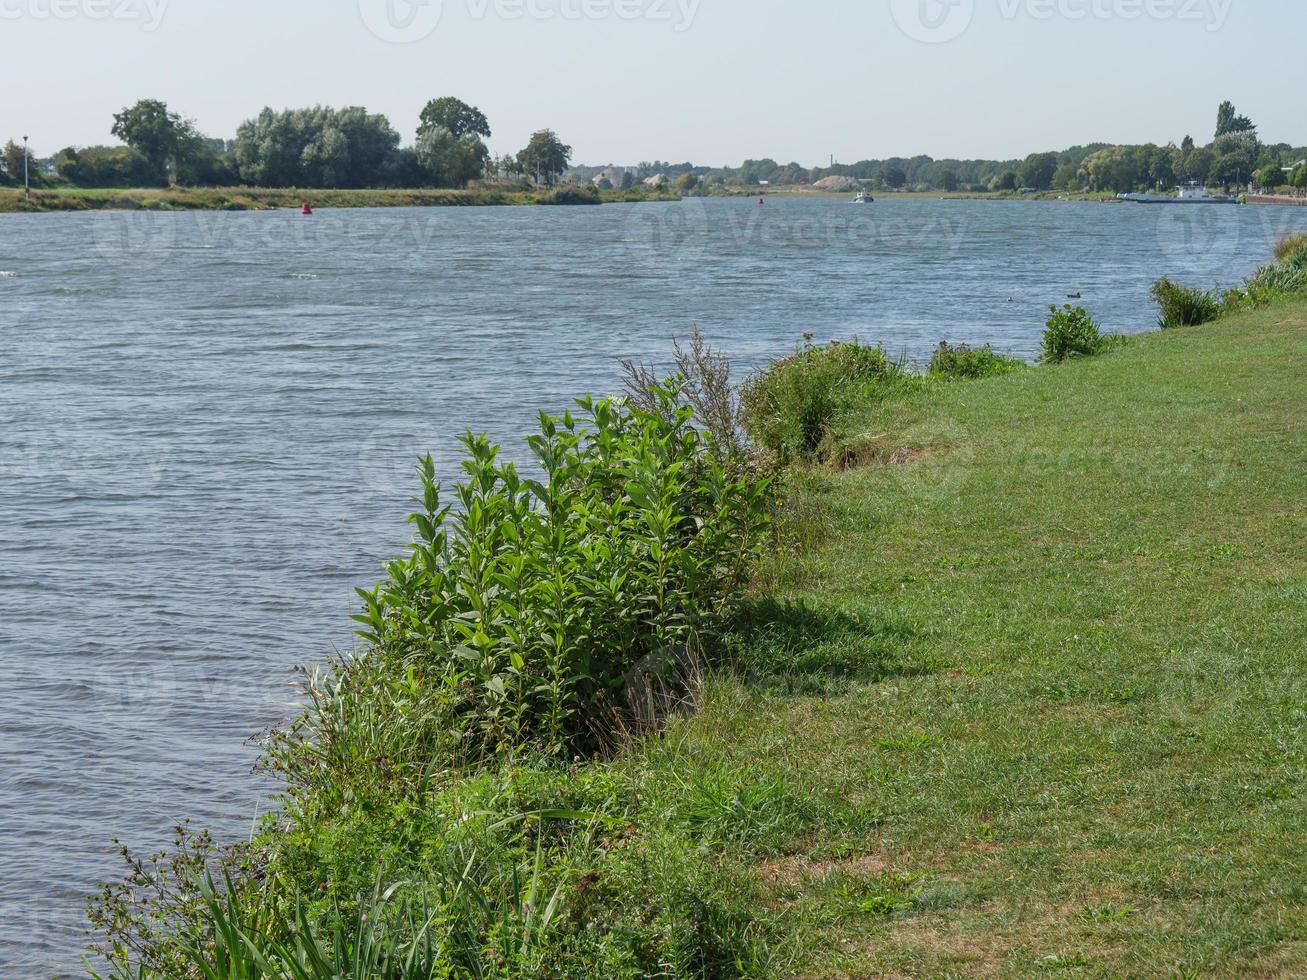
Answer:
(300, 202, 313, 215)
(758, 196, 764, 206)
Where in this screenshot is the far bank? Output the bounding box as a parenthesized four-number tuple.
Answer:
(0, 184, 678, 213)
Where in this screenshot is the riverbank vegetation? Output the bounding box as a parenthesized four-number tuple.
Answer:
(572, 101, 1306, 197)
(0, 183, 674, 213)
(8, 99, 1303, 207)
(0, 96, 578, 200)
(90, 244, 1307, 977)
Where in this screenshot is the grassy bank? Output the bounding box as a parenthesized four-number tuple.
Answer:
(92, 267, 1306, 976)
(0, 184, 678, 212)
(705, 294, 1307, 976)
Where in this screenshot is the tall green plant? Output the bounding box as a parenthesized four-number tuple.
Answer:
(342, 384, 770, 765)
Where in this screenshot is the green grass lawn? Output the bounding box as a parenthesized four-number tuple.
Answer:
(648, 298, 1306, 976)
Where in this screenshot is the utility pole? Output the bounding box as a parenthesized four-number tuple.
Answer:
(23, 135, 30, 199)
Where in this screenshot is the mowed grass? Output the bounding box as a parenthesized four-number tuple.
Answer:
(637, 299, 1306, 976)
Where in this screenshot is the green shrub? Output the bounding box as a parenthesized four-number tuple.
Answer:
(1149, 277, 1223, 329)
(339, 387, 770, 767)
(539, 184, 601, 205)
(928, 342, 1026, 380)
(740, 340, 907, 462)
(1039, 305, 1107, 363)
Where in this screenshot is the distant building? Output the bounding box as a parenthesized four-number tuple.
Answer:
(591, 166, 626, 187)
(643, 173, 668, 188)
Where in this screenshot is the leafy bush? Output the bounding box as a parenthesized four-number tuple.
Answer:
(1039, 305, 1107, 363)
(539, 184, 600, 205)
(1150, 277, 1223, 329)
(740, 340, 907, 462)
(928, 342, 1026, 380)
(341, 388, 770, 767)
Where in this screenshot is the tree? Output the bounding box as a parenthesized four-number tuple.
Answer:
(1255, 151, 1285, 190)
(516, 130, 571, 186)
(53, 145, 155, 187)
(1051, 162, 1081, 191)
(620, 170, 635, 190)
(1084, 146, 1141, 193)
(673, 172, 699, 194)
(415, 127, 490, 187)
(940, 170, 959, 192)
(1215, 100, 1255, 138)
(1181, 134, 1195, 154)
(1018, 152, 1059, 190)
(1, 139, 32, 185)
(1183, 146, 1216, 184)
(417, 97, 491, 140)
(111, 99, 190, 183)
(1209, 132, 1259, 187)
(881, 165, 907, 189)
(989, 170, 1019, 192)
(233, 106, 401, 187)
(1293, 165, 1307, 190)
(1148, 145, 1177, 190)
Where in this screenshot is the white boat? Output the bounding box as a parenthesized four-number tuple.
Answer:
(853, 190, 873, 204)
(1121, 181, 1236, 204)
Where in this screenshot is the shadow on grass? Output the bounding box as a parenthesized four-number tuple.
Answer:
(726, 597, 929, 694)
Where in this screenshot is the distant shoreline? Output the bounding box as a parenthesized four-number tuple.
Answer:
(0, 185, 678, 213)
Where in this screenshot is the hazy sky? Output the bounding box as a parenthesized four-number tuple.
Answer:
(5, 0, 1303, 166)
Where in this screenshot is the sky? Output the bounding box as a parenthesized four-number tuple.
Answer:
(4, 0, 1304, 167)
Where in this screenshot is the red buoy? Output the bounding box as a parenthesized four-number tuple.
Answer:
(300, 202, 313, 215)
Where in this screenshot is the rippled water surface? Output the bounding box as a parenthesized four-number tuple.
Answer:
(3, 197, 1305, 974)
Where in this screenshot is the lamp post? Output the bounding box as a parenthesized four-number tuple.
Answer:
(23, 135, 29, 199)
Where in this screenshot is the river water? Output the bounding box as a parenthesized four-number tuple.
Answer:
(2, 196, 1304, 975)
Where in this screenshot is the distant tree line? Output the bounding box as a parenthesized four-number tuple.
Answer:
(5, 98, 1302, 194)
(568, 101, 1301, 196)
(1, 97, 574, 191)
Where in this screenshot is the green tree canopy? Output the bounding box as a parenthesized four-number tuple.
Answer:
(418, 97, 491, 140)
(1, 139, 32, 184)
(1018, 152, 1059, 190)
(415, 127, 490, 187)
(233, 106, 401, 187)
(111, 99, 193, 183)
(516, 130, 571, 185)
(1215, 100, 1256, 138)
